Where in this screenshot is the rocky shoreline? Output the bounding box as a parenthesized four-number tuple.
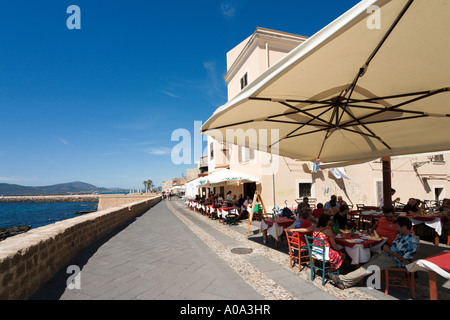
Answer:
(0, 226, 32, 241)
(0, 194, 99, 203)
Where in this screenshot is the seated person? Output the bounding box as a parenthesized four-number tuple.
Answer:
(329, 217, 419, 290)
(312, 203, 324, 221)
(296, 197, 310, 216)
(238, 194, 245, 207)
(242, 195, 253, 218)
(337, 196, 347, 207)
(333, 204, 349, 230)
(232, 194, 239, 206)
(402, 198, 419, 214)
(325, 199, 339, 216)
(370, 207, 397, 245)
(325, 195, 340, 210)
(296, 214, 346, 272)
(436, 198, 450, 213)
(291, 210, 313, 248)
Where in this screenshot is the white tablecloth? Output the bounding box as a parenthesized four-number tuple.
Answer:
(260, 220, 296, 241)
(410, 218, 443, 235)
(337, 238, 387, 265)
(217, 208, 238, 218)
(406, 258, 450, 279)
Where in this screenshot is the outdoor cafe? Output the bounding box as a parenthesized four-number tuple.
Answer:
(185, 193, 449, 299)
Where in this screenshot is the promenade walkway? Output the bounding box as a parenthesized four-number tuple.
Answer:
(30, 198, 449, 301)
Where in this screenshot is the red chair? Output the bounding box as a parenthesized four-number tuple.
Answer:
(285, 229, 309, 272)
(384, 236, 420, 298)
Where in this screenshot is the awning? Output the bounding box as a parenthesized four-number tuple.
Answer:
(202, 168, 260, 185)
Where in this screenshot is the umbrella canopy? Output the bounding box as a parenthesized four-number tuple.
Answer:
(202, 0, 450, 164)
(170, 186, 185, 190)
(203, 168, 260, 185)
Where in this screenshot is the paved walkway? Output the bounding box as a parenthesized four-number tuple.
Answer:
(30, 198, 450, 300)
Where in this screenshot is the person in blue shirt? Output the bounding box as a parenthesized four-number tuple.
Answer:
(328, 216, 419, 289)
(324, 195, 340, 210)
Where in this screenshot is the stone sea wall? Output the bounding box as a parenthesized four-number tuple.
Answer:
(0, 195, 162, 300)
(97, 193, 159, 210)
(0, 194, 99, 203)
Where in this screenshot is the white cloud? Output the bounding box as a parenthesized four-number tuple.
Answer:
(161, 90, 180, 98)
(203, 61, 226, 98)
(145, 147, 172, 155)
(58, 137, 70, 146)
(220, 1, 236, 17)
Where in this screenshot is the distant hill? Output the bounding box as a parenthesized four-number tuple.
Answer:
(0, 181, 120, 196)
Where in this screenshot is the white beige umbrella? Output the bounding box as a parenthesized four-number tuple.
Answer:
(204, 168, 260, 185)
(202, 0, 450, 205)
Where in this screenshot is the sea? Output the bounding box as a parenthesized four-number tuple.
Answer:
(0, 201, 99, 229)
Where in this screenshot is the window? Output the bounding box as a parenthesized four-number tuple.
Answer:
(225, 143, 232, 161)
(429, 154, 445, 163)
(240, 72, 248, 90)
(239, 146, 255, 163)
(376, 180, 383, 206)
(210, 142, 214, 160)
(298, 183, 312, 198)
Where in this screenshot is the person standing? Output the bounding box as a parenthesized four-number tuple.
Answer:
(380, 188, 400, 209)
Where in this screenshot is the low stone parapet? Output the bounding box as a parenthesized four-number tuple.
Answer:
(0, 195, 162, 300)
(97, 193, 159, 210)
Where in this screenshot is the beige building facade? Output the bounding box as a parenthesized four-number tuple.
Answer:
(162, 177, 187, 192)
(203, 28, 450, 209)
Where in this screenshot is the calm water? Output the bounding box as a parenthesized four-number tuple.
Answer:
(0, 202, 98, 229)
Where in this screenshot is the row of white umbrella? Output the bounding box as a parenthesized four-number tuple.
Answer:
(183, 169, 259, 199)
(185, 169, 259, 188)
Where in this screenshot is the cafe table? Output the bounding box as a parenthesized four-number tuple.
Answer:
(260, 217, 296, 249)
(217, 207, 237, 223)
(406, 252, 450, 300)
(406, 213, 445, 245)
(334, 230, 386, 265)
(206, 204, 222, 219)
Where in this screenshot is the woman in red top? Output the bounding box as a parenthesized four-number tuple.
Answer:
(296, 214, 345, 271)
(370, 208, 397, 245)
(312, 203, 324, 220)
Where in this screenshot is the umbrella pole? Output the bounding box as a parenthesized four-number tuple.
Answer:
(382, 156, 393, 209)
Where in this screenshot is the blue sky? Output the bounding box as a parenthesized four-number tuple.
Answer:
(0, 0, 360, 190)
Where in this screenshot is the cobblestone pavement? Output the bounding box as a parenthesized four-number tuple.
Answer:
(30, 198, 450, 301)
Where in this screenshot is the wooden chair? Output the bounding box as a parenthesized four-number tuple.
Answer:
(446, 221, 450, 246)
(348, 210, 360, 229)
(285, 229, 309, 272)
(225, 209, 238, 226)
(384, 236, 420, 298)
(305, 236, 339, 285)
